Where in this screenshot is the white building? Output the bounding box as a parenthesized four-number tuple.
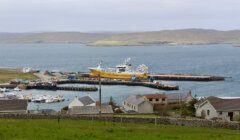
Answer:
(195, 96, 240, 121)
(68, 95, 95, 109)
(123, 95, 153, 113)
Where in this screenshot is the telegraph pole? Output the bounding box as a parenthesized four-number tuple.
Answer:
(98, 74, 102, 117)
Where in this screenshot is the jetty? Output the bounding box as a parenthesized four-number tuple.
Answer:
(150, 74, 224, 81)
(78, 72, 224, 82)
(57, 79, 179, 91)
(0, 84, 17, 89)
(26, 85, 98, 92)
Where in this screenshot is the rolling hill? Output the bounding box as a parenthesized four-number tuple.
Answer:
(1, 29, 240, 46)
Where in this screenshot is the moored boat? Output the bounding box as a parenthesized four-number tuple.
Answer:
(89, 58, 149, 79)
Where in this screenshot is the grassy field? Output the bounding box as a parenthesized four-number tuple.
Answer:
(0, 69, 38, 83)
(0, 119, 239, 140)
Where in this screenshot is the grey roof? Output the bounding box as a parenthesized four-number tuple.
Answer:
(79, 96, 95, 106)
(204, 96, 240, 111)
(124, 95, 145, 105)
(0, 99, 28, 112)
(69, 105, 113, 115)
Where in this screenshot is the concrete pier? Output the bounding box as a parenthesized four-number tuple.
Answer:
(57, 79, 179, 91)
(150, 74, 225, 81)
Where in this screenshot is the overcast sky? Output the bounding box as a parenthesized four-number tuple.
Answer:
(0, 0, 240, 32)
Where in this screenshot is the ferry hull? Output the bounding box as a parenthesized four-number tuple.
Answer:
(89, 69, 148, 79)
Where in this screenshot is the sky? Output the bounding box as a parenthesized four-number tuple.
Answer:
(0, 0, 240, 32)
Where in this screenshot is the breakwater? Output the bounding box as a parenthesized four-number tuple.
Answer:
(26, 85, 98, 92)
(151, 74, 225, 81)
(57, 79, 179, 90)
(0, 84, 17, 88)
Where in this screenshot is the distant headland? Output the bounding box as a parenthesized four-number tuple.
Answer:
(1, 29, 240, 46)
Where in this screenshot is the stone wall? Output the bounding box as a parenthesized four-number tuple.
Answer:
(0, 114, 239, 130)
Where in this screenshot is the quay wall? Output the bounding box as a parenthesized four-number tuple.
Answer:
(151, 74, 225, 81)
(57, 80, 179, 91)
(26, 85, 98, 92)
(0, 114, 239, 130)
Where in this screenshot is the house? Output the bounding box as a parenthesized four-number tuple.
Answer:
(195, 96, 240, 121)
(68, 105, 113, 115)
(166, 92, 193, 104)
(68, 95, 95, 109)
(144, 93, 167, 104)
(123, 95, 153, 113)
(0, 99, 28, 114)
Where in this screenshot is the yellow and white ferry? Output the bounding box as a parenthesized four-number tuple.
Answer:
(89, 58, 149, 79)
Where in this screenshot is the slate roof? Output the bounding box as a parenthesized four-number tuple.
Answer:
(0, 99, 28, 112)
(79, 96, 95, 106)
(207, 96, 240, 111)
(124, 95, 145, 105)
(69, 105, 113, 115)
(144, 94, 166, 99)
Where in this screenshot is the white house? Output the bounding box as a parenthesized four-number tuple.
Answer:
(123, 95, 153, 113)
(68, 95, 95, 109)
(195, 96, 240, 121)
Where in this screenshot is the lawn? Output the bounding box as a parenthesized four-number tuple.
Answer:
(0, 119, 239, 140)
(0, 69, 38, 83)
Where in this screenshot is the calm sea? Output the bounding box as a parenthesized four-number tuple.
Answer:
(0, 44, 240, 110)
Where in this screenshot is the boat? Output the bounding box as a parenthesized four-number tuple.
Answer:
(89, 58, 149, 79)
(0, 88, 10, 92)
(13, 87, 22, 91)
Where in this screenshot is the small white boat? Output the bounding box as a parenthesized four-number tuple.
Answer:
(0, 88, 10, 92)
(13, 87, 22, 91)
(5, 92, 16, 98)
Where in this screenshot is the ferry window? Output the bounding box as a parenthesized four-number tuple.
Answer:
(119, 68, 125, 72)
(207, 110, 210, 115)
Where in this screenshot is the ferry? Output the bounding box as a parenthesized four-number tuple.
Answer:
(89, 58, 149, 79)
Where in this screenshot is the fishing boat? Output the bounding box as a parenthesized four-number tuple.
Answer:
(89, 58, 149, 79)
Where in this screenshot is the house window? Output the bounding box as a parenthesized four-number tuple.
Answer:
(156, 99, 159, 101)
(219, 112, 222, 115)
(207, 110, 210, 115)
(162, 98, 165, 101)
(149, 98, 152, 101)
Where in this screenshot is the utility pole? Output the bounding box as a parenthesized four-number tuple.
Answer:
(98, 74, 102, 117)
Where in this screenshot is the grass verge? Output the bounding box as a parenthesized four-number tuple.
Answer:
(0, 68, 38, 84)
(0, 119, 239, 140)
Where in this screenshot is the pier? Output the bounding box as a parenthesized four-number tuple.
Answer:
(0, 84, 17, 89)
(78, 72, 225, 82)
(57, 79, 179, 91)
(26, 85, 98, 92)
(150, 74, 225, 81)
